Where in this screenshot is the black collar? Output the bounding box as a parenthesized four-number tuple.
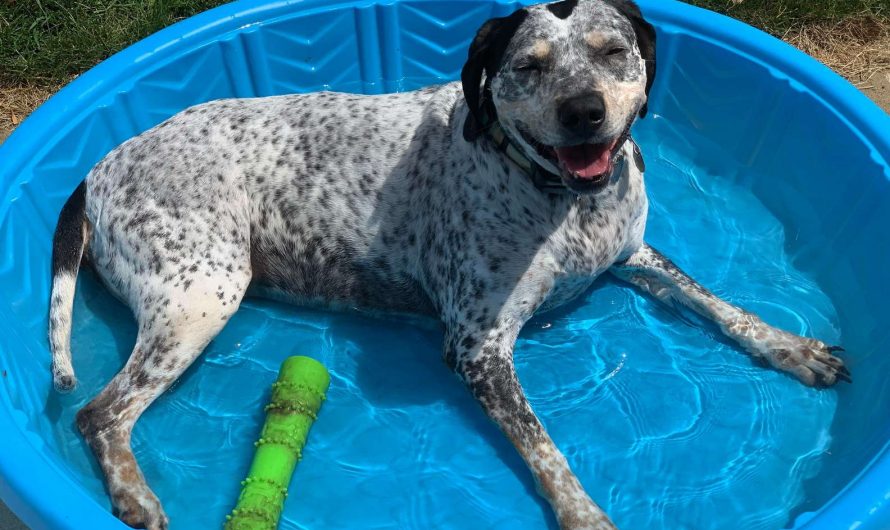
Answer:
(475, 100, 634, 196)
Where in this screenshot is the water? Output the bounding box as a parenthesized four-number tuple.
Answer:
(51, 115, 841, 530)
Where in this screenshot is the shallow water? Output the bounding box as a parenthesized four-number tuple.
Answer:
(51, 115, 841, 530)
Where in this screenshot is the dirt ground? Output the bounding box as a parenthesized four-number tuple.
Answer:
(863, 73, 890, 111)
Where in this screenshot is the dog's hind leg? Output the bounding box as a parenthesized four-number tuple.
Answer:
(445, 319, 616, 530)
(76, 266, 250, 530)
(610, 243, 850, 387)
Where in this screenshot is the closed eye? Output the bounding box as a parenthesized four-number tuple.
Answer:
(604, 47, 627, 56)
(513, 61, 542, 73)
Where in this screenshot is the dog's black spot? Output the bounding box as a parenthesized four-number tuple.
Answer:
(546, 0, 578, 19)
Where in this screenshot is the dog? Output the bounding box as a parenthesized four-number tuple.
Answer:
(48, 1, 850, 528)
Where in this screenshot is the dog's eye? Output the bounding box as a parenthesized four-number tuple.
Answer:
(604, 47, 627, 56)
(513, 61, 541, 73)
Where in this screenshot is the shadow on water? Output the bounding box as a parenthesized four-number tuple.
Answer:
(328, 310, 559, 529)
(58, 265, 561, 527)
(43, 268, 137, 427)
(42, 267, 212, 486)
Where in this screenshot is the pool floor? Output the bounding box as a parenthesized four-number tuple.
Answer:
(47, 115, 841, 530)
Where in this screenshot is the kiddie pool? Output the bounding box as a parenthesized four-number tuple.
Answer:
(2, 0, 890, 529)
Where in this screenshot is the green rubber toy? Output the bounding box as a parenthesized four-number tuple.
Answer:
(224, 356, 330, 530)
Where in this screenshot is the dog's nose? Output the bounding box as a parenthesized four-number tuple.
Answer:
(557, 93, 606, 137)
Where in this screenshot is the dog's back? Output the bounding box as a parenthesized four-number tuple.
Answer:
(82, 86, 461, 316)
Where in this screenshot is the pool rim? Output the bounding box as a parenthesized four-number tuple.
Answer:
(0, 0, 888, 528)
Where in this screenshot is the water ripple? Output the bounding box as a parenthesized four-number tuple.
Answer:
(45, 117, 843, 530)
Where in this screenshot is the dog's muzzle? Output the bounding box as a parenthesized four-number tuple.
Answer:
(478, 103, 637, 195)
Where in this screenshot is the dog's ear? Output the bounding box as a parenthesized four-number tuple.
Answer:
(461, 9, 529, 141)
(606, 0, 656, 117)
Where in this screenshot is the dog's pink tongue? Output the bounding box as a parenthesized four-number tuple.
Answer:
(554, 143, 611, 179)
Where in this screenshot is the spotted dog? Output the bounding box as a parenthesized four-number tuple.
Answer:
(48, 0, 850, 528)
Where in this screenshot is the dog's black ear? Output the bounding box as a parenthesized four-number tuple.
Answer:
(461, 9, 529, 141)
(606, 0, 656, 117)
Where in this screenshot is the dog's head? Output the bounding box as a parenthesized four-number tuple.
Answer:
(462, 0, 656, 194)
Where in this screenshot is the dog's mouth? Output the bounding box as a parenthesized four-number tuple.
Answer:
(518, 128, 630, 193)
(554, 141, 617, 179)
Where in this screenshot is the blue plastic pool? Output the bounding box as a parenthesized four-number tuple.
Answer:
(2, 0, 890, 529)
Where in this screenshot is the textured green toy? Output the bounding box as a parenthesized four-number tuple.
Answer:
(224, 356, 330, 530)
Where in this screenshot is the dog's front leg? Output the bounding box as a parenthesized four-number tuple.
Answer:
(445, 320, 616, 530)
(610, 243, 850, 387)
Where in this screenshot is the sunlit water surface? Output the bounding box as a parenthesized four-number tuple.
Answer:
(52, 115, 840, 530)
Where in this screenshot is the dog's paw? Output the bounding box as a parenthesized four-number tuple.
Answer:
(112, 489, 169, 530)
(749, 329, 851, 387)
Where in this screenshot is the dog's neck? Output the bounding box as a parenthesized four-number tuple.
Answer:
(471, 97, 631, 196)
(474, 99, 568, 195)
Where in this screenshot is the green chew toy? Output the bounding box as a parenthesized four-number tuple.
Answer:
(224, 356, 330, 530)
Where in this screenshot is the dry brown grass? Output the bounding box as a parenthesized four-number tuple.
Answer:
(783, 14, 890, 88)
(0, 82, 61, 143)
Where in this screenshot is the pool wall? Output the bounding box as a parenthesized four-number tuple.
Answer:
(1, 0, 889, 528)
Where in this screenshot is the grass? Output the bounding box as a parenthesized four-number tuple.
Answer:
(0, 0, 229, 85)
(684, 1, 890, 87)
(1, 0, 889, 85)
(685, 0, 890, 35)
(0, 0, 888, 141)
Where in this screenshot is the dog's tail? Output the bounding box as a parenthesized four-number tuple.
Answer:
(48, 181, 88, 392)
